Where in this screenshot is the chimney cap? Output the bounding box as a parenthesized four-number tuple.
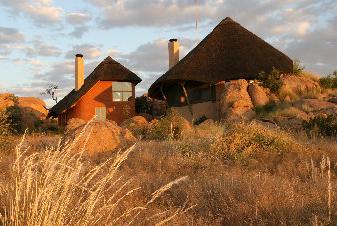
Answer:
(75, 54, 83, 58)
(169, 38, 178, 42)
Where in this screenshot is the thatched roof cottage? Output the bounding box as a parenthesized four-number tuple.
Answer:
(148, 17, 293, 121)
(48, 55, 142, 126)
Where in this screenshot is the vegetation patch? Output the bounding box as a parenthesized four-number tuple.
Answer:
(319, 71, 337, 89)
(258, 67, 283, 93)
(292, 59, 305, 76)
(145, 110, 191, 140)
(303, 114, 337, 138)
(210, 122, 304, 162)
(255, 102, 280, 117)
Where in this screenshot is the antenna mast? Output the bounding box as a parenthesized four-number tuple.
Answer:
(195, 0, 199, 42)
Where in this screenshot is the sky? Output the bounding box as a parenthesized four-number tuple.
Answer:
(0, 0, 336, 106)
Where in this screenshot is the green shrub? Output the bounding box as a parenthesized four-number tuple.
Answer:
(292, 59, 305, 75)
(0, 94, 23, 134)
(255, 102, 279, 117)
(210, 122, 303, 162)
(6, 105, 23, 134)
(145, 110, 190, 140)
(0, 110, 15, 150)
(135, 96, 152, 114)
(0, 110, 12, 136)
(319, 71, 337, 89)
(303, 114, 337, 137)
(258, 67, 283, 93)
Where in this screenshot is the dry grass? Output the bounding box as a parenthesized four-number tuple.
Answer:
(300, 71, 321, 82)
(0, 126, 190, 226)
(1, 121, 337, 225)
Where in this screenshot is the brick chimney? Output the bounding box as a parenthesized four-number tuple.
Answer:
(168, 39, 179, 69)
(75, 54, 84, 91)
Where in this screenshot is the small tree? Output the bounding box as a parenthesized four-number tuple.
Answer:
(0, 94, 23, 134)
(319, 70, 337, 89)
(0, 110, 12, 136)
(41, 84, 58, 104)
(135, 96, 152, 114)
(292, 59, 305, 75)
(303, 114, 337, 138)
(258, 67, 283, 93)
(6, 106, 22, 134)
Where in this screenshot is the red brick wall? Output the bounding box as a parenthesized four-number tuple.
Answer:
(58, 81, 136, 126)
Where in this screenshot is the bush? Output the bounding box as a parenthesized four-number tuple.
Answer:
(0, 106, 23, 135)
(135, 96, 152, 114)
(255, 102, 279, 117)
(303, 114, 337, 137)
(292, 59, 305, 75)
(0, 110, 12, 136)
(0, 94, 23, 134)
(145, 110, 191, 140)
(319, 71, 337, 89)
(210, 122, 305, 162)
(258, 67, 283, 93)
(6, 105, 22, 134)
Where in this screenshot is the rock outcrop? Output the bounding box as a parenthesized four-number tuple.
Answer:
(279, 75, 321, 101)
(0, 94, 47, 118)
(121, 116, 149, 137)
(121, 116, 148, 128)
(219, 79, 255, 120)
(0, 93, 48, 130)
(294, 99, 337, 115)
(248, 83, 269, 107)
(61, 120, 137, 157)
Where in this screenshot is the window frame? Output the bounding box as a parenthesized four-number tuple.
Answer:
(112, 82, 133, 102)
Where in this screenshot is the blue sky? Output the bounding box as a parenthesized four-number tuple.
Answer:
(0, 0, 336, 106)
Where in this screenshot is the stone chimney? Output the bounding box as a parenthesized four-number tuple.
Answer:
(75, 54, 84, 91)
(168, 39, 179, 69)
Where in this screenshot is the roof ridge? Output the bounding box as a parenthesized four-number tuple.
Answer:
(214, 17, 239, 30)
(104, 55, 121, 65)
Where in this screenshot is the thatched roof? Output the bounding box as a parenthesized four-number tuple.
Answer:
(148, 17, 293, 99)
(48, 56, 141, 118)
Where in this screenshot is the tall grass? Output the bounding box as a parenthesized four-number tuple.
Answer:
(0, 124, 189, 225)
(2, 120, 337, 224)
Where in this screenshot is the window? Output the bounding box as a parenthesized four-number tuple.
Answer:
(188, 84, 215, 104)
(95, 107, 106, 121)
(112, 82, 132, 101)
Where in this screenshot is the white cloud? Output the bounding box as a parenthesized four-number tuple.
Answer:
(86, 0, 216, 28)
(69, 26, 90, 38)
(271, 21, 311, 36)
(114, 38, 196, 73)
(65, 44, 102, 59)
(0, 26, 24, 44)
(0, 27, 25, 56)
(66, 12, 91, 25)
(24, 40, 62, 57)
(297, 22, 310, 36)
(0, 0, 63, 26)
